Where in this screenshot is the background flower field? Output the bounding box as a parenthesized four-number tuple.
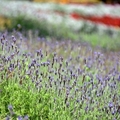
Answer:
(0, 1, 120, 51)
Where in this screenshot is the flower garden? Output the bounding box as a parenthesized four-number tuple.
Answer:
(0, 1, 120, 120)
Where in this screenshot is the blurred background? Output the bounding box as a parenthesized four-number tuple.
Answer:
(18, 0, 120, 4)
(0, 0, 120, 51)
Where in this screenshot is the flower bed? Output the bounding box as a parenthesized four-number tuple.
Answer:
(71, 13, 120, 27)
(0, 1, 120, 51)
(0, 1, 120, 31)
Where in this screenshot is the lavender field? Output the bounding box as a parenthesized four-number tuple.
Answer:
(0, 1, 120, 120)
(0, 31, 120, 120)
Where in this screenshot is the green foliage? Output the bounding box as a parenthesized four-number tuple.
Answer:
(0, 78, 50, 119)
(7, 15, 78, 40)
(8, 15, 50, 37)
(79, 32, 120, 51)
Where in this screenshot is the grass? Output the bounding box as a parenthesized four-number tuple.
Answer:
(79, 32, 120, 51)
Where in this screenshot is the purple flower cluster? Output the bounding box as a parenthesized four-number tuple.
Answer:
(6, 105, 28, 120)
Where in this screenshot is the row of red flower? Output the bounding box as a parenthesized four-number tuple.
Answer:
(71, 13, 120, 28)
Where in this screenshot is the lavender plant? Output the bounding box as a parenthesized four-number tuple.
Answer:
(0, 32, 120, 120)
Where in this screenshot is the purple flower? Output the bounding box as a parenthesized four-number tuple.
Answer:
(108, 102, 113, 108)
(32, 59, 37, 64)
(118, 75, 120, 81)
(5, 115, 10, 120)
(66, 102, 69, 107)
(11, 35, 15, 40)
(20, 37, 23, 41)
(13, 38, 16, 43)
(112, 110, 115, 115)
(8, 105, 13, 111)
(96, 74, 103, 82)
(76, 99, 80, 103)
(24, 115, 29, 120)
(17, 116, 23, 120)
